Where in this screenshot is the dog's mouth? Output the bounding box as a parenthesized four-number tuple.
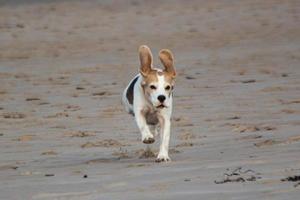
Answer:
(156, 104, 166, 109)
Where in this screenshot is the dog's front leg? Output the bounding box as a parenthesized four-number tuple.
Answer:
(156, 112, 171, 162)
(135, 110, 155, 144)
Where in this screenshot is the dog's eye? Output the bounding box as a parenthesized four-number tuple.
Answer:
(150, 85, 157, 90)
(165, 85, 171, 90)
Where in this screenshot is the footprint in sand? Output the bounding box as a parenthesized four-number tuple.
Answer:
(254, 135, 300, 147)
(2, 112, 26, 119)
(232, 124, 276, 133)
(81, 139, 125, 148)
(64, 131, 96, 138)
(14, 134, 35, 142)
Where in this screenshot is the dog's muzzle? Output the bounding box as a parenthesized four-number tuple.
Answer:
(156, 104, 166, 109)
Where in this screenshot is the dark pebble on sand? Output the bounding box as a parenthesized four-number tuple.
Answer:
(16, 23, 25, 28)
(185, 76, 196, 80)
(26, 98, 40, 101)
(241, 79, 256, 83)
(92, 91, 107, 96)
(226, 116, 240, 120)
(45, 174, 55, 177)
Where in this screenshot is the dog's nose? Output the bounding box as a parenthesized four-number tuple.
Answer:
(157, 95, 166, 103)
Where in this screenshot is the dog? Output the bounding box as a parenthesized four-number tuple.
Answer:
(122, 45, 176, 162)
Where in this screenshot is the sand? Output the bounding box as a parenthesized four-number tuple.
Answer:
(0, 0, 300, 199)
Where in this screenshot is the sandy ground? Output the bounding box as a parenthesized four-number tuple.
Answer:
(1, 0, 300, 199)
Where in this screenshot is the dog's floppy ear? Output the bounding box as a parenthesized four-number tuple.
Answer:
(139, 45, 153, 77)
(159, 49, 176, 78)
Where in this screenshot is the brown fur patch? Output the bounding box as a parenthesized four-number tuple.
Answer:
(164, 72, 176, 85)
(141, 107, 158, 125)
(142, 69, 175, 85)
(159, 49, 176, 78)
(157, 71, 164, 76)
(139, 45, 153, 76)
(142, 70, 158, 85)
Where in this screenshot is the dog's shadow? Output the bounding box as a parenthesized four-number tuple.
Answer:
(85, 146, 159, 165)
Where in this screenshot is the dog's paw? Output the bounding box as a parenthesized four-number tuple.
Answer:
(155, 155, 171, 163)
(142, 137, 155, 144)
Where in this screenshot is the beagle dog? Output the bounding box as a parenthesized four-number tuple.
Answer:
(122, 45, 176, 162)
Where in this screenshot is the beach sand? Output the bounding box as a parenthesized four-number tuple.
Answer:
(0, 0, 300, 199)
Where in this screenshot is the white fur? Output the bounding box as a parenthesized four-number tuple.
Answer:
(122, 74, 173, 162)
